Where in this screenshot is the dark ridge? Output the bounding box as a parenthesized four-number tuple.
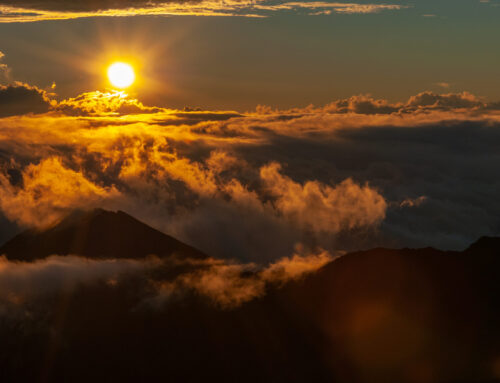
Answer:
(465, 236, 500, 255)
(2, 212, 500, 382)
(0, 208, 207, 261)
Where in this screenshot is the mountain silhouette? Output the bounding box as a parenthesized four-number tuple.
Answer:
(267, 240, 500, 383)
(0, 208, 207, 261)
(465, 235, 500, 256)
(1, 210, 500, 383)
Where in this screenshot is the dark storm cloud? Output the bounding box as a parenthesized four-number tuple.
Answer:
(0, 83, 52, 117)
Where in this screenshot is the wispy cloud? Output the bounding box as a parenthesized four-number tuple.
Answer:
(0, 1, 408, 22)
(255, 2, 407, 14)
(150, 250, 334, 308)
(436, 82, 451, 89)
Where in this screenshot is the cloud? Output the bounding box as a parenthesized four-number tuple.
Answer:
(0, 1, 409, 21)
(0, 125, 380, 260)
(0, 255, 157, 304)
(0, 248, 333, 313)
(0, 51, 10, 82)
(406, 91, 484, 111)
(436, 82, 450, 88)
(0, 83, 52, 117)
(1, 0, 406, 13)
(398, 196, 427, 209)
(260, 162, 386, 233)
(1, 86, 500, 261)
(316, 91, 500, 115)
(3, 86, 495, 120)
(0, 0, 180, 12)
(55, 90, 164, 116)
(255, 2, 407, 14)
(260, 248, 333, 283)
(0, 157, 121, 228)
(157, 259, 265, 308)
(321, 94, 401, 115)
(151, 249, 334, 308)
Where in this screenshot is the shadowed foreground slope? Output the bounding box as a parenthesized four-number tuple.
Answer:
(1, 210, 500, 383)
(0, 208, 207, 261)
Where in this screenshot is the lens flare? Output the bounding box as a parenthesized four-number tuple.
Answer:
(107, 62, 135, 89)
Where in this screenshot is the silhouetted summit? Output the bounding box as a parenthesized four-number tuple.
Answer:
(466, 236, 500, 256)
(0, 208, 207, 261)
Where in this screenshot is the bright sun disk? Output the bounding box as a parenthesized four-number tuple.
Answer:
(107, 62, 135, 89)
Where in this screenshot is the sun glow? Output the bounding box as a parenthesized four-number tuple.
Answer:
(107, 62, 135, 89)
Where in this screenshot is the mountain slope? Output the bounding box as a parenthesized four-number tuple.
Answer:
(1, 210, 500, 382)
(0, 208, 207, 261)
(267, 242, 500, 383)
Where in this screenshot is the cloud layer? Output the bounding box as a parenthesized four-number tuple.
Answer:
(0, 250, 333, 312)
(1, 82, 500, 261)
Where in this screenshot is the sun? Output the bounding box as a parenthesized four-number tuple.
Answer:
(107, 62, 135, 89)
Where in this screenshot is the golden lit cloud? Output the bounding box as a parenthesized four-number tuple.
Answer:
(1, 87, 500, 259)
(55, 90, 162, 115)
(0, 157, 121, 228)
(260, 162, 387, 233)
(0, 1, 409, 22)
(152, 249, 333, 308)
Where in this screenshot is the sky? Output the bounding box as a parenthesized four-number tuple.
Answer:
(0, 0, 498, 110)
(1, 0, 500, 263)
(3, 3, 500, 380)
